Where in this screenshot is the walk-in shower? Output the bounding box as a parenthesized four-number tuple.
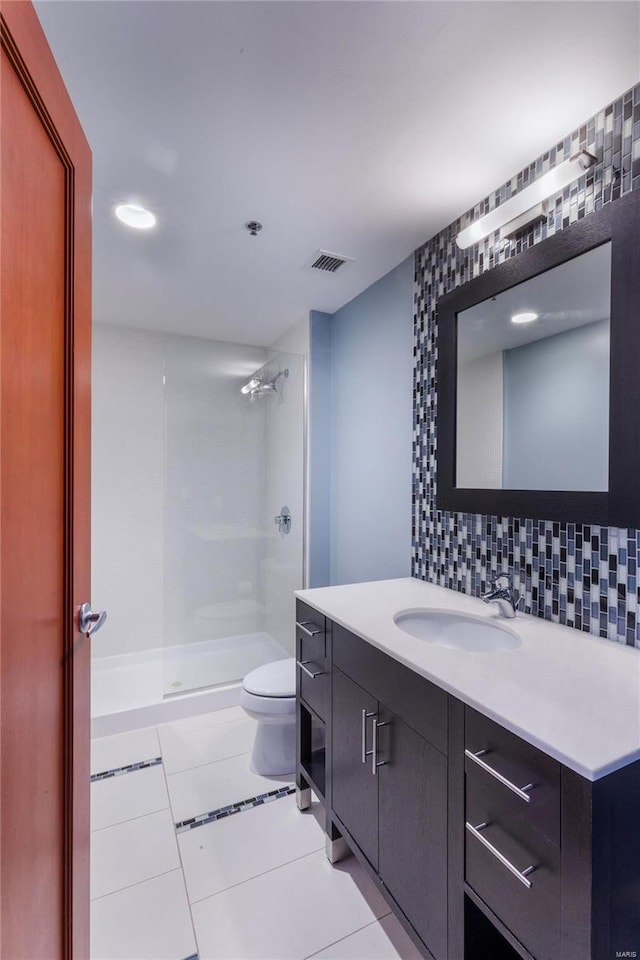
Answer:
(91, 324, 305, 734)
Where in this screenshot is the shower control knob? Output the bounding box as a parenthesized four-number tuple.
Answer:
(79, 602, 108, 637)
(274, 507, 292, 535)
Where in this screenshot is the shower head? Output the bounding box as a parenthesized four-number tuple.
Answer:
(240, 377, 261, 395)
(240, 368, 289, 399)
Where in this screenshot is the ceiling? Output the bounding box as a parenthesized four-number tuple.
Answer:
(35, 1, 639, 347)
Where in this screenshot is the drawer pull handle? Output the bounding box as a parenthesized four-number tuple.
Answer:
(361, 709, 376, 763)
(465, 749, 535, 802)
(466, 821, 536, 889)
(296, 620, 322, 638)
(297, 659, 324, 679)
(372, 718, 391, 776)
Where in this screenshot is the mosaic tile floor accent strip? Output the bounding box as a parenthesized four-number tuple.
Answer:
(90, 757, 163, 782)
(175, 785, 296, 834)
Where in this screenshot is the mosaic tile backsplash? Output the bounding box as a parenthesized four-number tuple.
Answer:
(412, 83, 640, 647)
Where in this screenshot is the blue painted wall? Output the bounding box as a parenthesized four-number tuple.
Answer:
(309, 311, 332, 587)
(325, 256, 413, 585)
(503, 319, 610, 491)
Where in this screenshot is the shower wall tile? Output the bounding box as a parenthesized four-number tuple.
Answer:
(92, 323, 268, 660)
(92, 324, 166, 659)
(263, 330, 307, 656)
(412, 83, 640, 648)
(162, 334, 268, 651)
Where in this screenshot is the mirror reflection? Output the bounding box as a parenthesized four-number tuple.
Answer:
(455, 242, 611, 492)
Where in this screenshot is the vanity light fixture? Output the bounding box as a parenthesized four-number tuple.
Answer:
(456, 150, 597, 250)
(511, 311, 538, 324)
(114, 203, 157, 230)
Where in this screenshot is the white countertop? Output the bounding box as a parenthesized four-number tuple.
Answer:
(296, 578, 640, 781)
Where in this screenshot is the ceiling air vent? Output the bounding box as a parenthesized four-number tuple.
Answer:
(308, 249, 355, 274)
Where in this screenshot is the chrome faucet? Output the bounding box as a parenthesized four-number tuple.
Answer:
(482, 573, 522, 619)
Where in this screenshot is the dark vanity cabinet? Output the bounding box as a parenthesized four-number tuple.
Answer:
(331, 666, 379, 866)
(295, 601, 640, 960)
(297, 608, 449, 960)
(295, 601, 329, 801)
(463, 709, 562, 960)
(461, 707, 640, 960)
(330, 628, 449, 960)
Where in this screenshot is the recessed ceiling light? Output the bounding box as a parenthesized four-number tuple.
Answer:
(114, 203, 157, 230)
(511, 311, 538, 325)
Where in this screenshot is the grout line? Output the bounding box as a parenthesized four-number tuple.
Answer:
(188, 846, 326, 906)
(164, 750, 280, 782)
(90, 756, 162, 782)
(156, 725, 202, 960)
(301, 918, 381, 960)
(163, 745, 258, 777)
(175, 785, 295, 833)
(91, 802, 171, 834)
(166, 768, 202, 960)
(90, 865, 184, 903)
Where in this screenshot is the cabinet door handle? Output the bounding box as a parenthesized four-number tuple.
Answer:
(371, 718, 391, 776)
(361, 709, 376, 763)
(296, 620, 322, 637)
(465, 821, 536, 889)
(297, 659, 324, 679)
(465, 749, 535, 802)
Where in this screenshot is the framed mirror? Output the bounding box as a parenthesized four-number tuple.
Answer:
(437, 189, 640, 525)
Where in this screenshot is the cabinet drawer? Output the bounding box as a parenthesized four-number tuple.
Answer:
(465, 707, 560, 846)
(296, 601, 328, 721)
(465, 776, 561, 960)
(333, 623, 448, 754)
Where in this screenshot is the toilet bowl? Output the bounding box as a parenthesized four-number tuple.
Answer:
(240, 658, 296, 776)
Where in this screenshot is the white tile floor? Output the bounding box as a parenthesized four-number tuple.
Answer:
(90, 706, 423, 960)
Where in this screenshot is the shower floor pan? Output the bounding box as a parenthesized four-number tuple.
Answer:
(91, 631, 288, 738)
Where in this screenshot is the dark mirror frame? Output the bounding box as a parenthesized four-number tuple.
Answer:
(437, 188, 640, 526)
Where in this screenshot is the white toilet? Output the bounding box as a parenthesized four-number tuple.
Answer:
(240, 658, 296, 775)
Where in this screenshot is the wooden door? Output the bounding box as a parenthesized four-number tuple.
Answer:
(331, 667, 378, 869)
(0, 3, 92, 958)
(378, 710, 448, 960)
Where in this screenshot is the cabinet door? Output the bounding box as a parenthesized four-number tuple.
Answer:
(378, 710, 448, 960)
(332, 667, 378, 869)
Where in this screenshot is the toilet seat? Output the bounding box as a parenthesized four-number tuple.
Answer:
(242, 657, 296, 698)
(240, 688, 295, 717)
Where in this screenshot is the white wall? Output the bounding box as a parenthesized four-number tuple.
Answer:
(162, 335, 268, 649)
(92, 323, 268, 658)
(92, 324, 165, 658)
(456, 351, 503, 488)
(263, 359, 306, 655)
(270, 314, 309, 359)
(261, 316, 308, 654)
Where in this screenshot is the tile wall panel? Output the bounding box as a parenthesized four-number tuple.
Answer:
(412, 83, 640, 647)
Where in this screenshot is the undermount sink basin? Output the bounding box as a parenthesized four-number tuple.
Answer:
(393, 608, 522, 653)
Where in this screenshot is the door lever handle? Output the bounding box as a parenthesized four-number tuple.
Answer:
(79, 602, 107, 637)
